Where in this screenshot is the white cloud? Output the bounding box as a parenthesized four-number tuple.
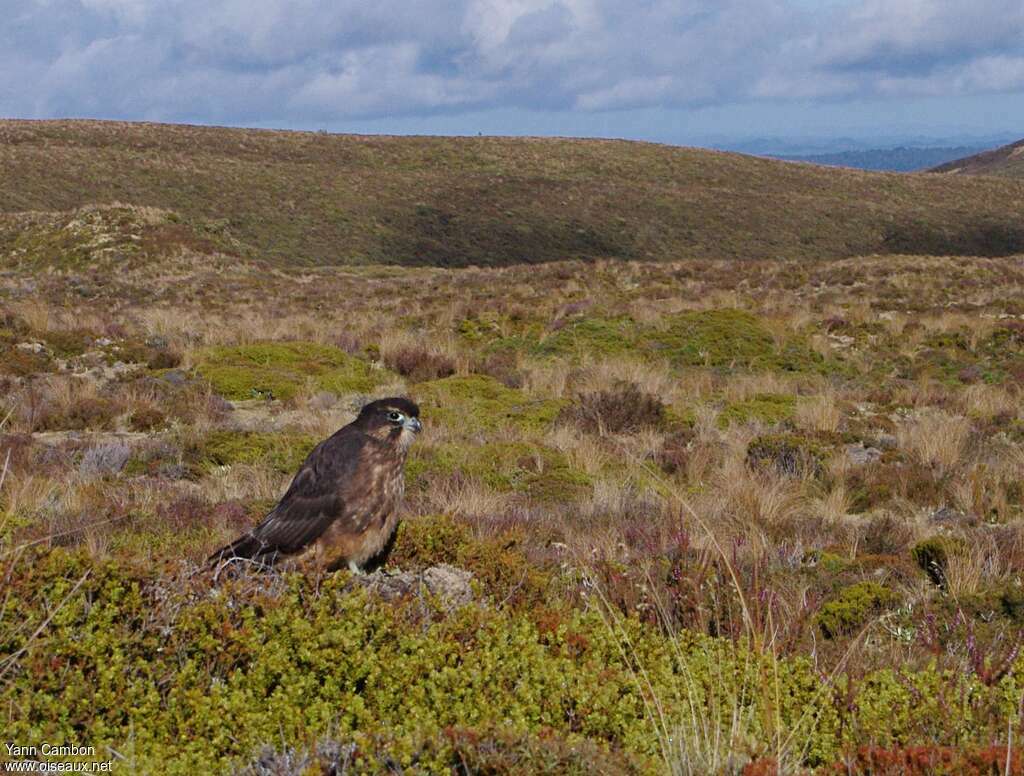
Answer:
(2, 0, 1024, 125)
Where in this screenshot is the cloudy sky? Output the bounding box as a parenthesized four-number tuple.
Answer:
(3, 0, 1024, 147)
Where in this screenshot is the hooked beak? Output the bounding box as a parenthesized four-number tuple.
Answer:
(404, 416, 423, 434)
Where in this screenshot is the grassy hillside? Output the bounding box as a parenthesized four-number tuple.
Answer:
(5, 120, 1024, 773)
(4, 244, 1024, 771)
(5, 119, 1024, 267)
(930, 138, 1024, 178)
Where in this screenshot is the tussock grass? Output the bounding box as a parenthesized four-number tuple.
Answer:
(4, 198, 1024, 769)
(897, 409, 972, 476)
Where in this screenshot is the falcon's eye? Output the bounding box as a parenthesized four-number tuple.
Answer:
(387, 410, 405, 423)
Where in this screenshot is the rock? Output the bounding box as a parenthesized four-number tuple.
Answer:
(929, 506, 972, 527)
(351, 564, 474, 608)
(307, 391, 339, 411)
(845, 443, 882, 466)
(157, 462, 189, 480)
(159, 369, 189, 385)
(422, 565, 475, 608)
(15, 342, 45, 354)
(79, 442, 131, 479)
(875, 433, 898, 450)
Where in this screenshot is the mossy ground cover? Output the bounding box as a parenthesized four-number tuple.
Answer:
(198, 430, 319, 475)
(195, 341, 390, 401)
(408, 441, 592, 504)
(413, 374, 564, 432)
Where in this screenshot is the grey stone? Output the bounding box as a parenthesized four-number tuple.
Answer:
(875, 433, 898, 450)
(929, 506, 970, 526)
(422, 565, 475, 608)
(307, 391, 339, 411)
(845, 443, 882, 466)
(159, 369, 189, 385)
(351, 564, 474, 608)
(79, 442, 131, 479)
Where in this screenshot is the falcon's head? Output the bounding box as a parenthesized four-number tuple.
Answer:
(356, 397, 422, 450)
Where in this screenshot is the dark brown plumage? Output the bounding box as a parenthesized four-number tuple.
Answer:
(208, 397, 421, 573)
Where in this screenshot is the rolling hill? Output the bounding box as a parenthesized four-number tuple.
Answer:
(4, 119, 1024, 268)
(930, 137, 1024, 178)
(6, 119, 1024, 772)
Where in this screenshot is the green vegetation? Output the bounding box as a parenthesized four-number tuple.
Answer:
(408, 441, 591, 503)
(414, 374, 564, 432)
(5, 121, 1024, 772)
(198, 431, 319, 475)
(649, 310, 776, 367)
(930, 137, 1024, 179)
(816, 581, 901, 639)
(3, 120, 1024, 267)
(195, 341, 388, 400)
(7, 548, 1023, 774)
(720, 393, 797, 428)
(535, 317, 637, 358)
(745, 432, 829, 476)
(646, 310, 829, 374)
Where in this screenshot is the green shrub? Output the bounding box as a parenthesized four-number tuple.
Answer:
(535, 317, 637, 358)
(816, 581, 900, 639)
(1, 548, 844, 774)
(4, 545, 1024, 774)
(720, 393, 796, 428)
(195, 341, 388, 401)
(414, 374, 564, 433)
(391, 514, 552, 607)
(746, 432, 826, 475)
(646, 309, 774, 367)
(198, 430, 319, 474)
(42, 328, 92, 358)
(0, 344, 53, 376)
(406, 441, 591, 504)
(646, 309, 829, 373)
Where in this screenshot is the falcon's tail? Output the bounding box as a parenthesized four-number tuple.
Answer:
(206, 533, 275, 568)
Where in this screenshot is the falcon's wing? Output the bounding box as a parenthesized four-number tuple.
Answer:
(208, 426, 367, 563)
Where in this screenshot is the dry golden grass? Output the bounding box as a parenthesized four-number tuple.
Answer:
(710, 454, 805, 538)
(897, 409, 972, 475)
(199, 463, 289, 504)
(943, 533, 1006, 599)
(522, 360, 572, 399)
(959, 383, 1020, 420)
(423, 476, 507, 519)
(794, 390, 842, 433)
(543, 426, 608, 477)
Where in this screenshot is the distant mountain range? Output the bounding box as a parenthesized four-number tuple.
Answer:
(774, 146, 992, 172)
(929, 138, 1024, 178)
